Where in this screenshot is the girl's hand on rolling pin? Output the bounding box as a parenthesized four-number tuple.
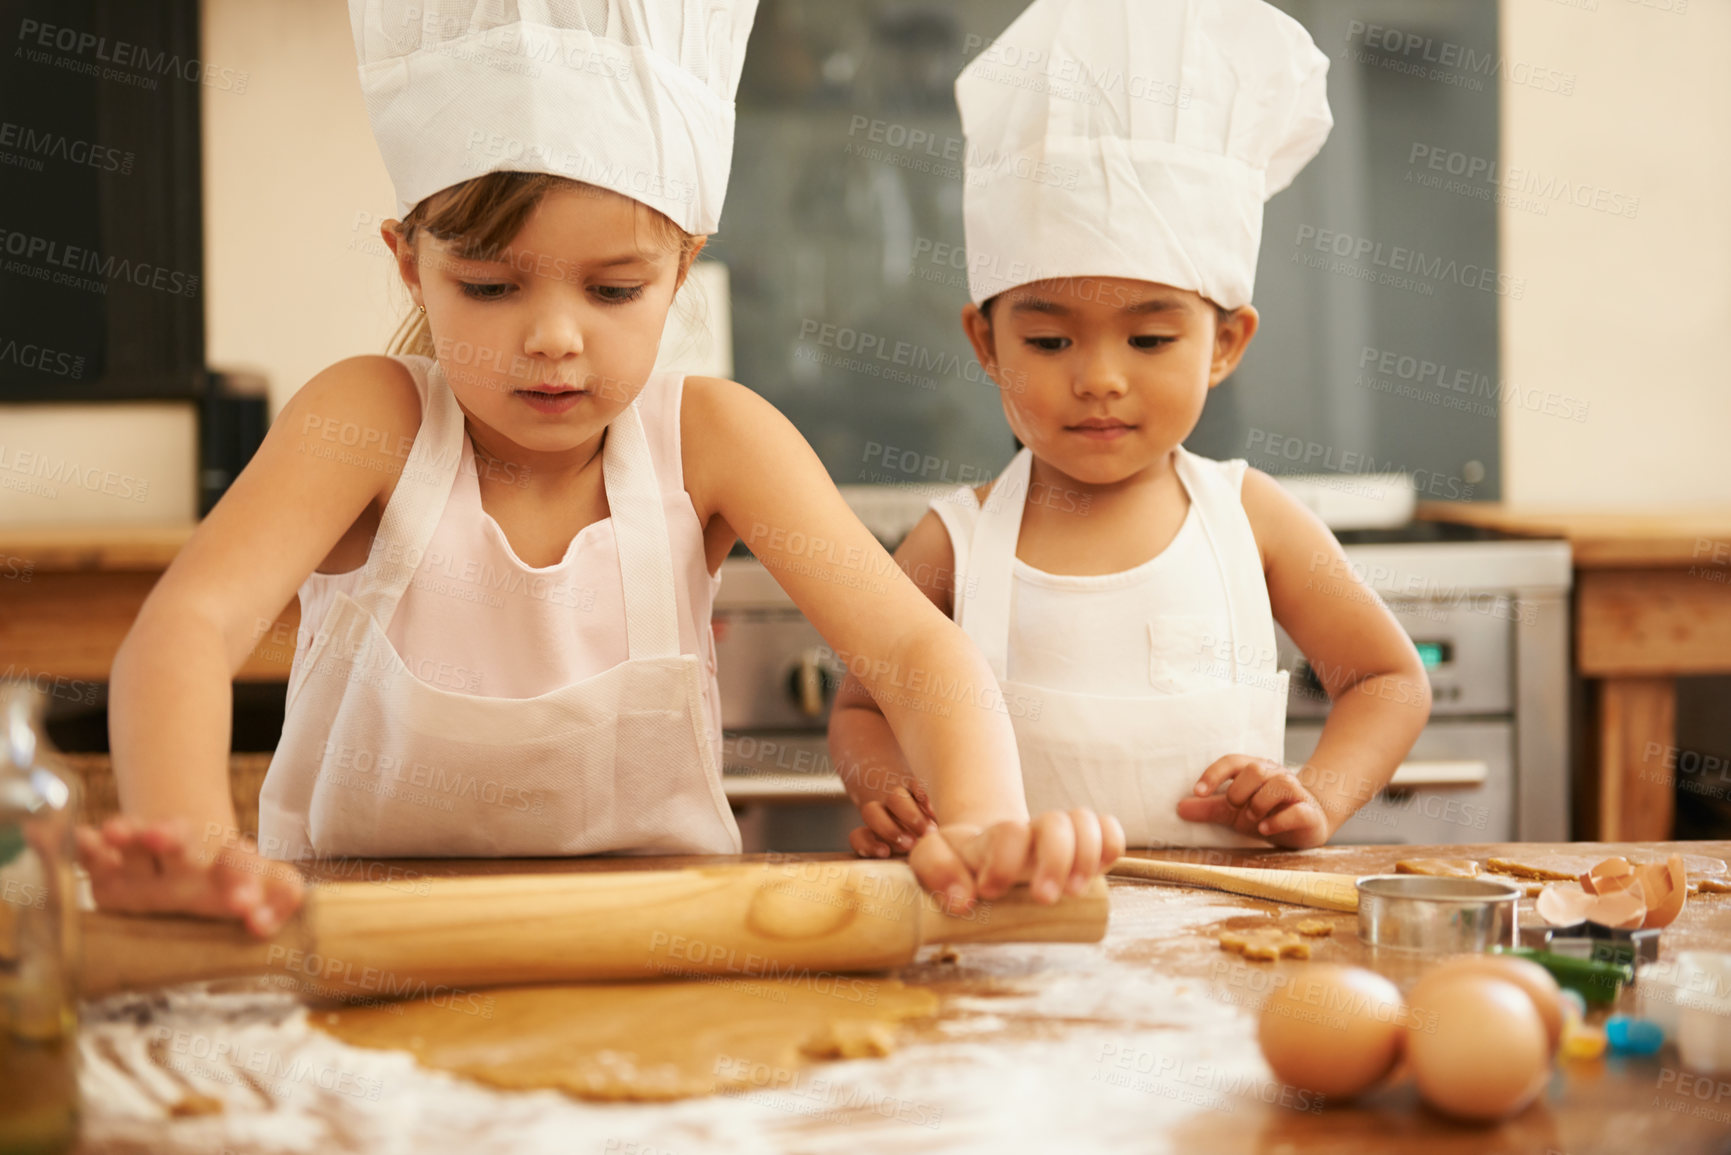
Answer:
(75, 816, 305, 937)
(908, 809, 1125, 915)
(1176, 755, 1332, 849)
(847, 780, 937, 859)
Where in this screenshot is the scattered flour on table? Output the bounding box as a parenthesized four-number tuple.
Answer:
(77, 885, 1283, 1155)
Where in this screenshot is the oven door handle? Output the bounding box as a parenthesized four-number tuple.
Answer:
(1386, 759, 1489, 788)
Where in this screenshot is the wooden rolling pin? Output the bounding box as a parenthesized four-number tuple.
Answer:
(1109, 857, 1360, 913)
(80, 859, 1108, 999)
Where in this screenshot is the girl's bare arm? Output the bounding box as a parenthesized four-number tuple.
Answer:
(88, 356, 421, 927)
(828, 510, 957, 854)
(1242, 467, 1432, 836)
(683, 378, 1120, 905)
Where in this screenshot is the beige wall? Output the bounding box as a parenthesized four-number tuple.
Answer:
(203, 0, 401, 416)
(1500, 0, 1731, 506)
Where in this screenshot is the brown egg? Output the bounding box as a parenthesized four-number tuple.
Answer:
(1258, 965, 1406, 1099)
(1415, 955, 1564, 1054)
(1406, 974, 1550, 1122)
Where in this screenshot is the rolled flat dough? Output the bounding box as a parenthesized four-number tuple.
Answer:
(1485, 854, 1601, 880)
(1394, 858, 1482, 879)
(1396, 853, 1731, 897)
(1487, 852, 1729, 881)
(1394, 857, 1542, 894)
(317, 977, 938, 1102)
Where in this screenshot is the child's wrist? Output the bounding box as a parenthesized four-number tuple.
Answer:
(1293, 763, 1348, 838)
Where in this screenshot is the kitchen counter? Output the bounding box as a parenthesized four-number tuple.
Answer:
(0, 523, 297, 682)
(1414, 503, 1731, 568)
(73, 841, 1731, 1155)
(1418, 502, 1731, 844)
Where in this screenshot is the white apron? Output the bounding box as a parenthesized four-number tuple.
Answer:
(956, 447, 1289, 850)
(257, 361, 741, 860)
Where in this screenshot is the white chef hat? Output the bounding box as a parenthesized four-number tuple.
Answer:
(349, 0, 759, 235)
(957, 0, 1331, 309)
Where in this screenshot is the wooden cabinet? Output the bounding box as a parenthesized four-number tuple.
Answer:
(1419, 503, 1731, 840)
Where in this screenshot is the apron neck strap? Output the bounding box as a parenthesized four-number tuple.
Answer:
(601, 396, 681, 660)
(954, 447, 1032, 681)
(1173, 447, 1279, 684)
(353, 358, 465, 629)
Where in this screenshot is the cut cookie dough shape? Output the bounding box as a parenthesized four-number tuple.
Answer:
(1218, 928, 1312, 961)
(1294, 919, 1334, 937)
(1217, 928, 1264, 952)
(319, 977, 938, 1102)
(802, 1020, 897, 1059)
(1243, 936, 1312, 962)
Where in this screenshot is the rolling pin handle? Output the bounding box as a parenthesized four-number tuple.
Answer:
(917, 876, 1109, 946)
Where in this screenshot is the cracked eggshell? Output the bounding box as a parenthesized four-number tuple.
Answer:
(1637, 855, 1688, 930)
(1581, 857, 1638, 896)
(1535, 884, 1595, 927)
(1590, 887, 1648, 930)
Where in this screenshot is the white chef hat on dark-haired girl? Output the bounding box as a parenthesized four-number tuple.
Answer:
(957, 0, 1332, 308)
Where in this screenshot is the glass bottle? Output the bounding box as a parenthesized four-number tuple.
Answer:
(0, 681, 79, 1154)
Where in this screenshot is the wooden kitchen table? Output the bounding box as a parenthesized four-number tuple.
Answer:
(72, 841, 1731, 1155)
(0, 523, 297, 682)
(1419, 503, 1731, 843)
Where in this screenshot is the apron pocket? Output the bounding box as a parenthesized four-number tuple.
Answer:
(1146, 613, 1219, 694)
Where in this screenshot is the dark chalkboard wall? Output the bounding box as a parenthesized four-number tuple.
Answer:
(709, 0, 1502, 501)
(0, 0, 205, 401)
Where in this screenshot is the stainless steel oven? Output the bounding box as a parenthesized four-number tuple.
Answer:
(1278, 523, 1572, 845)
(712, 553, 856, 852)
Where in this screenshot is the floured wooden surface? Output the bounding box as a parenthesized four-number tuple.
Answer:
(73, 841, 1731, 1155)
(71, 884, 1297, 1155)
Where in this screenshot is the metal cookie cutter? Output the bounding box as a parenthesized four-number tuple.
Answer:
(1356, 875, 1521, 953)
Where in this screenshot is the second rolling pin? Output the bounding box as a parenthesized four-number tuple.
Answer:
(1109, 857, 1360, 912)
